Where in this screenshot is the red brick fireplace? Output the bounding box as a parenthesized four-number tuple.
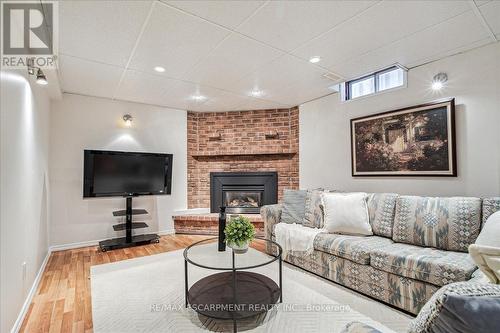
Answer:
(174, 107, 299, 235)
(188, 107, 299, 208)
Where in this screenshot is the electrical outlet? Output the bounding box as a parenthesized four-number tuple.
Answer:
(22, 262, 27, 281)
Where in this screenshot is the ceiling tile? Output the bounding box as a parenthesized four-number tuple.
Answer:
(235, 98, 292, 111)
(479, 1, 500, 35)
(164, 1, 265, 30)
(185, 34, 284, 90)
(476, 1, 492, 6)
(60, 0, 153, 67)
(228, 54, 338, 98)
(128, 2, 230, 79)
(292, 1, 471, 70)
(114, 70, 175, 107)
(161, 79, 228, 110)
(189, 90, 251, 112)
(332, 11, 490, 79)
(59, 55, 123, 98)
(260, 73, 335, 106)
(237, 1, 376, 52)
(115, 69, 254, 111)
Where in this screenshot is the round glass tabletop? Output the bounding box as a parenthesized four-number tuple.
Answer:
(183, 237, 282, 271)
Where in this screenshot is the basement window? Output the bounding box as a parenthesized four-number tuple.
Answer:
(341, 66, 406, 101)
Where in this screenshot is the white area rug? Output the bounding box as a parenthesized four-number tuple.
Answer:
(91, 247, 411, 332)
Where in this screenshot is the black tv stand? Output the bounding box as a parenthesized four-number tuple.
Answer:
(99, 196, 159, 252)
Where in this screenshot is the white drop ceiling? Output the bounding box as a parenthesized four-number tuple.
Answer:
(58, 0, 500, 111)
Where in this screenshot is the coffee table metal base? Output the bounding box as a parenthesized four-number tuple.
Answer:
(187, 271, 280, 331)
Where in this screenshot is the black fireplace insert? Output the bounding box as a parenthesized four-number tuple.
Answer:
(210, 172, 278, 214)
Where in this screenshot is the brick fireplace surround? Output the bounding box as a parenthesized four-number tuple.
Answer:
(174, 107, 299, 235)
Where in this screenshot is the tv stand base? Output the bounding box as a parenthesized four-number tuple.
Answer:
(99, 233, 160, 252)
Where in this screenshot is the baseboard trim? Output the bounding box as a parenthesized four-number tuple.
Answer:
(49, 239, 102, 252)
(11, 250, 51, 333)
(49, 230, 176, 252)
(157, 228, 175, 236)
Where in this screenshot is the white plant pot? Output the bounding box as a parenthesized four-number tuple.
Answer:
(228, 241, 249, 254)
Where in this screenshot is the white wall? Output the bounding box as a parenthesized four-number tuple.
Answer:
(300, 43, 500, 197)
(1, 71, 51, 333)
(49, 94, 187, 247)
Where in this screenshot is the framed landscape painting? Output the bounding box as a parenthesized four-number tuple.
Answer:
(351, 98, 456, 177)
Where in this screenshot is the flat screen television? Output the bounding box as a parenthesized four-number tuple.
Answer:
(83, 150, 173, 198)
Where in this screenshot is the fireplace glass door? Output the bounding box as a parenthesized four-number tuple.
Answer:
(224, 191, 262, 209)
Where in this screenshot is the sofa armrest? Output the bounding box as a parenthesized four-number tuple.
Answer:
(482, 197, 500, 227)
(260, 204, 282, 240)
(409, 281, 500, 333)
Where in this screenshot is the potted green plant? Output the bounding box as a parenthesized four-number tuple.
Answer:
(224, 215, 256, 254)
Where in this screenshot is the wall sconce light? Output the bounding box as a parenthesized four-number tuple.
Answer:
(208, 132, 222, 141)
(432, 73, 447, 91)
(27, 58, 48, 85)
(35, 69, 48, 85)
(123, 114, 133, 127)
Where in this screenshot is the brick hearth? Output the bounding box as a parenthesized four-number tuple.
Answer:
(173, 213, 264, 237)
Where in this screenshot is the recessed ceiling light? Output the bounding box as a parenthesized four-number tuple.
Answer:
(154, 66, 165, 73)
(309, 56, 321, 64)
(431, 73, 447, 91)
(191, 95, 206, 101)
(249, 89, 263, 97)
(431, 81, 443, 91)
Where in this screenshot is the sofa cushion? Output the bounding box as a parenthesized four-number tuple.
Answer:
(281, 189, 307, 224)
(367, 193, 398, 238)
(370, 243, 477, 286)
(393, 196, 481, 252)
(313, 233, 393, 265)
(482, 197, 500, 228)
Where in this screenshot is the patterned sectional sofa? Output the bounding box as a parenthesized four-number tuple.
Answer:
(261, 193, 500, 315)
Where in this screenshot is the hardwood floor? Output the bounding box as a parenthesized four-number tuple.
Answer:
(19, 234, 266, 333)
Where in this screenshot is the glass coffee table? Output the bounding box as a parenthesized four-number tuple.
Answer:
(183, 237, 282, 332)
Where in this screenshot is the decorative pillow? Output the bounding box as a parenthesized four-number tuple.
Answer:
(322, 192, 373, 236)
(367, 193, 398, 238)
(393, 196, 481, 252)
(409, 282, 500, 333)
(303, 189, 326, 228)
(469, 211, 500, 284)
(280, 189, 307, 224)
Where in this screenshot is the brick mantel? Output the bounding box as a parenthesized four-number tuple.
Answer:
(187, 108, 299, 208)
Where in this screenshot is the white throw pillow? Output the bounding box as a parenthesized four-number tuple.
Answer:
(469, 211, 500, 284)
(321, 192, 373, 236)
